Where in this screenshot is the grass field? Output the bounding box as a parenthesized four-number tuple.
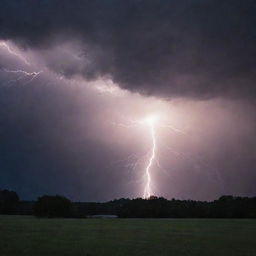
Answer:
(0, 216, 255, 256)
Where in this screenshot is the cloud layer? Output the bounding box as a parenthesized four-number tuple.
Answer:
(1, 0, 256, 99)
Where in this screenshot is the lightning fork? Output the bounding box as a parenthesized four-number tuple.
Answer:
(0, 41, 30, 65)
(0, 68, 43, 85)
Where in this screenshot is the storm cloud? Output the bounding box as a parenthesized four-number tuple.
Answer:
(1, 0, 256, 99)
(0, 1, 256, 201)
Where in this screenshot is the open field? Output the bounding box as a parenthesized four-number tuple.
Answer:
(0, 216, 255, 256)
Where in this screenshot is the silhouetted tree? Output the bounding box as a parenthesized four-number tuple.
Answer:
(1, 188, 255, 218)
(34, 195, 72, 218)
(0, 189, 19, 214)
(117, 196, 256, 218)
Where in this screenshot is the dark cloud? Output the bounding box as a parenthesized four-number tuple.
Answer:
(0, 0, 256, 99)
(0, 1, 256, 201)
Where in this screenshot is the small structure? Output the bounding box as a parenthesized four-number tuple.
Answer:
(87, 214, 118, 219)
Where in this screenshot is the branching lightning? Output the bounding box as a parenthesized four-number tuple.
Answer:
(1, 68, 43, 85)
(113, 114, 197, 199)
(0, 41, 30, 65)
(0, 41, 43, 86)
(143, 117, 157, 198)
(114, 115, 166, 199)
(113, 112, 222, 199)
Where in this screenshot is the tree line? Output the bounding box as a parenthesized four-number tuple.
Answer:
(1, 189, 256, 218)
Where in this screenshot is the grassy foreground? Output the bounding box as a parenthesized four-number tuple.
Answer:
(0, 216, 255, 256)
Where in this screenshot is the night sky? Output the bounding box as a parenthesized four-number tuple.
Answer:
(0, 0, 256, 201)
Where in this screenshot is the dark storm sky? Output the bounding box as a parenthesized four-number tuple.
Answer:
(0, 0, 256, 201)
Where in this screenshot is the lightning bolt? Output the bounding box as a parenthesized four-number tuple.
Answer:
(0, 41, 30, 65)
(113, 115, 163, 198)
(0, 41, 43, 86)
(143, 120, 156, 198)
(0, 68, 43, 85)
(112, 113, 199, 199)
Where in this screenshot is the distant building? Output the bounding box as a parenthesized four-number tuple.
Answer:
(87, 215, 118, 219)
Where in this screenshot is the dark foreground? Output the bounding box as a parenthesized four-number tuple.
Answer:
(0, 216, 255, 256)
